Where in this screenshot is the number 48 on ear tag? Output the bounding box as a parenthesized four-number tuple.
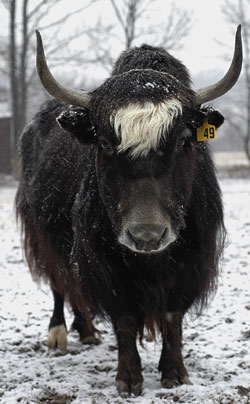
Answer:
(197, 119, 216, 141)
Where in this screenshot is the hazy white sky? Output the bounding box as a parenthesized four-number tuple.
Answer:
(53, 0, 239, 77)
(0, 0, 244, 87)
(173, 0, 238, 76)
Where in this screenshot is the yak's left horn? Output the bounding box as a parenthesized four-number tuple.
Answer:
(36, 30, 92, 109)
(195, 25, 243, 105)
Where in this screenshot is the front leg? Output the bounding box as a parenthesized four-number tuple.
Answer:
(113, 316, 143, 396)
(159, 312, 191, 388)
(47, 289, 67, 350)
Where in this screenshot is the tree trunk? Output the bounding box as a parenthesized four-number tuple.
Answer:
(19, 0, 29, 132)
(239, 0, 250, 162)
(9, 0, 20, 176)
(245, 89, 250, 161)
(125, 0, 137, 50)
(244, 53, 250, 162)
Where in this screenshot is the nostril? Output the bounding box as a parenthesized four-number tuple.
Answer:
(127, 229, 138, 245)
(157, 228, 168, 247)
(127, 224, 167, 251)
(127, 230, 148, 251)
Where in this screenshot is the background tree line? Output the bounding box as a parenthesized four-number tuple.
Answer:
(0, 0, 249, 175)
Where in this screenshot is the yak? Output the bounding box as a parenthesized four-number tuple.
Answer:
(16, 26, 242, 395)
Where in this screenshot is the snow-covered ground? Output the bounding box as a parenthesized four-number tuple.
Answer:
(0, 176, 250, 404)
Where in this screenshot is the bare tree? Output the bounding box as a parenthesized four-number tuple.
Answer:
(110, 0, 146, 50)
(3, 0, 192, 175)
(9, 0, 19, 174)
(110, 0, 192, 50)
(88, 0, 192, 72)
(222, 0, 250, 161)
(2, 0, 97, 175)
(156, 3, 193, 50)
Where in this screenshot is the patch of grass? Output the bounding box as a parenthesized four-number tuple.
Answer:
(237, 386, 250, 397)
(216, 388, 250, 404)
(155, 392, 185, 403)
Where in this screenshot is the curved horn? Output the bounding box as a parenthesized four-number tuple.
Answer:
(195, 25, 243, 106)
(36, 30, 92, 109)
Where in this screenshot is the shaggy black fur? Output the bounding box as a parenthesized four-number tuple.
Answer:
(16, 44, 226, 395)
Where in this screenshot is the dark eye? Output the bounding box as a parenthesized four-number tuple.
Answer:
(176, 138, 186, 148)
(98, 138, 113, 155)
(176, 128, 192, 149)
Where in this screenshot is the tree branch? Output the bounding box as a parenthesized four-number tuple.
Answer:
(110, 0, 126, 30)
(39, 3, 95, 31)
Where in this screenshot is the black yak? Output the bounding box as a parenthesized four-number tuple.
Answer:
(16, 26, 242, 395)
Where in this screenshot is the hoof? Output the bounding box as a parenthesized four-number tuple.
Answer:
(161, 378, 181, 388)
(116, 379, 142, 396)
(81, 335, 101, 345)
(131, 382, 143, 396)
(116, 380, 130, 397)
(161, 375, 192, 389)
(47, 325, 67, 350)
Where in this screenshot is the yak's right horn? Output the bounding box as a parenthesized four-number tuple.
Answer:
(36, 30, 92, 109)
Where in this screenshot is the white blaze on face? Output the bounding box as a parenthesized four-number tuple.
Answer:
(111, 99, 182, 158)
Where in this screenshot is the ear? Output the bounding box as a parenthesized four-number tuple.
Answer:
(56, 107, 96, 144)
(205, 109, 224, 128)
(187, 107, 224, 130)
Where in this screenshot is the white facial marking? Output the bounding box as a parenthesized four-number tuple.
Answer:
(110, 99, 182, 158)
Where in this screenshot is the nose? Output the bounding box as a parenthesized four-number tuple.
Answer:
(127, 224, 167, 252)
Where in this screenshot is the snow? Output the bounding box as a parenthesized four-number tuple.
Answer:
(214, 152, 249, 168)
(0, 177, 250, 404)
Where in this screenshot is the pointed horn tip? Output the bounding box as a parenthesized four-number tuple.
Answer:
(35, 29, 43, 53)
(35, 30, 47, 73)
(236, 24, 242, 43)
(235, 24, 243, 66)
(35, 30, 44, 59)
(35, 30, 42, 43)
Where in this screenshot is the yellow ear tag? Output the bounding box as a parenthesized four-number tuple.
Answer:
(197, 119, 216, 141)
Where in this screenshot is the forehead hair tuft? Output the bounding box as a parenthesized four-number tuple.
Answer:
(110, 99, 182, 158)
